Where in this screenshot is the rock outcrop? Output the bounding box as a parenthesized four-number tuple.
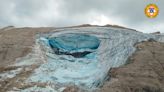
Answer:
(101, 41, 164, 92)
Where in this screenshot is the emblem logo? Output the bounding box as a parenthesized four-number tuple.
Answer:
(145, 4, 159, 18)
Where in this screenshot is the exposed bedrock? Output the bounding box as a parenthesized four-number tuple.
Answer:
(101, 41, 164, 92)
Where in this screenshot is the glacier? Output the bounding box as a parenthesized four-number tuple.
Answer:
(48, 33, 100, 58)
(25, 27, 160, 90)
(48, 33, 100, 52)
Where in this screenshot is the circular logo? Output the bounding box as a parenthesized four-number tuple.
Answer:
(145, 4, 159, 18)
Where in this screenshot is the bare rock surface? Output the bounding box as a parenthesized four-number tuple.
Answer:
(0, 27, 54, 67)
(0, 27, 54, 92)
(101, 41, 164, 92)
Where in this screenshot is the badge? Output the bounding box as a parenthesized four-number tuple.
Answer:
(145, 4, 159, 18)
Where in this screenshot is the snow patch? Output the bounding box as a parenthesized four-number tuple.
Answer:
(0, 68, 22, 81)
(19, 86, 58, 92)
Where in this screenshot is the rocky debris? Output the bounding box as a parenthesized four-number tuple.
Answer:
(67, 24, 99, 28)
(101, 41, 164, 92)
(0, 65, 40, 92)
(0, 26, 15, 31)
(151, 31, 161, 34)
(63, 86, 79, 92)
(0, 27, 54, 67)
(103, 24, 137, 32)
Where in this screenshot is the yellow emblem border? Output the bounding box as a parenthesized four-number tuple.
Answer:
(145, 4, 159, 18)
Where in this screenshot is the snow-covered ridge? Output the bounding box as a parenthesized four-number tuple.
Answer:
(22, 27, 162, 90)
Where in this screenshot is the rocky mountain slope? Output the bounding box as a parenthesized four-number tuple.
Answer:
(101, 41, 164, 92)
(0, 25, 164, 92)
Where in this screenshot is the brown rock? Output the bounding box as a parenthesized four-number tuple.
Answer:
(101, 41, 164, 92)
(63, 86, 79, 92)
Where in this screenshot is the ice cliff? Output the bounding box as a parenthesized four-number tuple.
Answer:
(48, 33, 100, 58)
